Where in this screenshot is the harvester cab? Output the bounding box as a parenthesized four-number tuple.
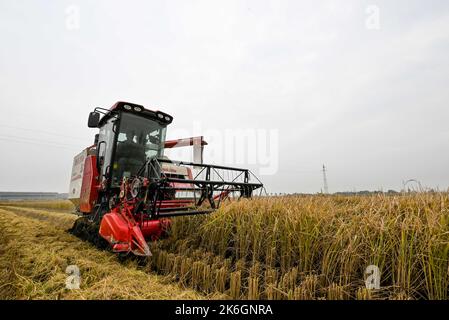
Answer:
(68, 102, 264, 256)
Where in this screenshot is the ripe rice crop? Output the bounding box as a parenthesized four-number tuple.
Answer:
(150, 193, 449, 299)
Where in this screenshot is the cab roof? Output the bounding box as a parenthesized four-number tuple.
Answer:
(98, 101, 173, 126)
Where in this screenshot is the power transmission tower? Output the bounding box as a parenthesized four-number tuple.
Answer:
(322, 164, 329, 194)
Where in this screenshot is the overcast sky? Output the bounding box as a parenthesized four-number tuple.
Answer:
(1, 0, 449, 194)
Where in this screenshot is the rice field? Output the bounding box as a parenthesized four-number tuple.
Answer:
(1, 193, 449, 300)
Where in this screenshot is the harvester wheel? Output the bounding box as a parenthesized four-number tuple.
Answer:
(68, 216, 109, 250)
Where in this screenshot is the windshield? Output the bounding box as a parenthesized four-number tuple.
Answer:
(112, 112, 166, 185)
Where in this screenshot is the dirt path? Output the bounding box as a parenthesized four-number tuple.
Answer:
(0, 206, 204, 299)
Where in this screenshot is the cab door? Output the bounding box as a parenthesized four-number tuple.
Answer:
(97, 117, 117, 188)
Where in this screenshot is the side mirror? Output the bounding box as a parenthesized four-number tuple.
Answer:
(88, 112, 100, 128)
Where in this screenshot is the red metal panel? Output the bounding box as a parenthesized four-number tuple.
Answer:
(79, 155, 99, 213)
(99, 207, 169, 256)
(99, 211, 130, 244)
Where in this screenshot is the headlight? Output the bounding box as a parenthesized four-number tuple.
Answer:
(158, 113, 164, 119)
(134, 106, 142, 112)
(124, 105, 132, 110)
(164, 116, 170, 121)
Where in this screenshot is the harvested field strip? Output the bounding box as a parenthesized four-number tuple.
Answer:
(0, 206, 77, 228)
(0, 200, 74, 211)
(0, 207, 203, 300)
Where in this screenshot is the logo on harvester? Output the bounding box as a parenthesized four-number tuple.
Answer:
(65, 265, 81, 289)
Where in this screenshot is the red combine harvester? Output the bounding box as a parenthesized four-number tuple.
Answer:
(68, 102, 264, 256)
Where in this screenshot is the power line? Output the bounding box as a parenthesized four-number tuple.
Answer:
(0, 135, 79, 150)
(0, 133, 80, 146)
(0, 123, 87, 142)
(0, 137, 77, 151)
